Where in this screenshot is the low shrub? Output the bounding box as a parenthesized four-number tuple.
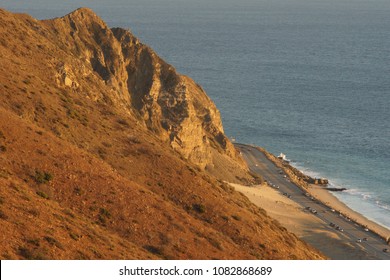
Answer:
(34, 170, 53, 184)
(36, 191, 49, 199)
(192, 203, 206, 214)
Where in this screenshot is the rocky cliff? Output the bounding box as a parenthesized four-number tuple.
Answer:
(41, 8, 242, 170)
(0, 8, 324, 260)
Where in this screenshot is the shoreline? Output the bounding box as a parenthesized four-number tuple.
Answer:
(255, 146, 390, 243)
(307, 184, 390, 241)
(235, 143, 390, 259)
(230, 183, 368, 259)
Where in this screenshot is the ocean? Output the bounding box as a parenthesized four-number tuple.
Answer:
(1, 0, 389, 229)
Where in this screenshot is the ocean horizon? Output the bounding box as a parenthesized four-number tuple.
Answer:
(2, 0, 389, 229)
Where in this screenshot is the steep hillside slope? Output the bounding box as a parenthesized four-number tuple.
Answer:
(41, 7, 243, 171)
(0, 8, 324, 259)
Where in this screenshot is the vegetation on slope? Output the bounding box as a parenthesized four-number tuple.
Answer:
(0, 8, 324, 260)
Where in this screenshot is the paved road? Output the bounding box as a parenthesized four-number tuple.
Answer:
(236, 143, 390, 260)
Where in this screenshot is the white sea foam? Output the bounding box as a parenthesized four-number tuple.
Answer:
(290, 161, 390, 229)
(375, 200, 390, 211)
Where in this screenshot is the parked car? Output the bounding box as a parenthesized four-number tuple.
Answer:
(335, 226, 343, 232)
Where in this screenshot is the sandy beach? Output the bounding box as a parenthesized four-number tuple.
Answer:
(231, 182, 390, 259)
(307, 184, 390, 242)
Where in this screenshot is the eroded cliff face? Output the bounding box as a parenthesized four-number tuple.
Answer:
(42, 8, 241, 169)
(0, 7, 325, 260)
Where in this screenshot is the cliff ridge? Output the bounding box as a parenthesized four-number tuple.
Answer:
(0, 8, 324, 260)
(42, 7, 242, 170)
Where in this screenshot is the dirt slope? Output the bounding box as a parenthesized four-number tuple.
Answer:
(0, 8, 324, 260)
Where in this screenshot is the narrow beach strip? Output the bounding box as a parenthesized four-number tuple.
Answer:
(234, 143, 390, 259)
(257, 146, 390, 242)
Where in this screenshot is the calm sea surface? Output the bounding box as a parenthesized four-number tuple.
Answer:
(1, 0, 389, 228)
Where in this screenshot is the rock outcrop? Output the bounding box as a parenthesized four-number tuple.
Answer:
(42, 8, 242, 170)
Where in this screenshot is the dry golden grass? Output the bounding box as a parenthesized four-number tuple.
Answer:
(0, 8, 324, 259)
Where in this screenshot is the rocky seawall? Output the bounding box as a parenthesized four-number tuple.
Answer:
(257, 147, 348, 192)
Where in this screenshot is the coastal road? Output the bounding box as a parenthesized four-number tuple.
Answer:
(236, 143, 390, 260)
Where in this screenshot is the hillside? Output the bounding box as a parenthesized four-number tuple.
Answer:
(0, 7, 324, 259)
